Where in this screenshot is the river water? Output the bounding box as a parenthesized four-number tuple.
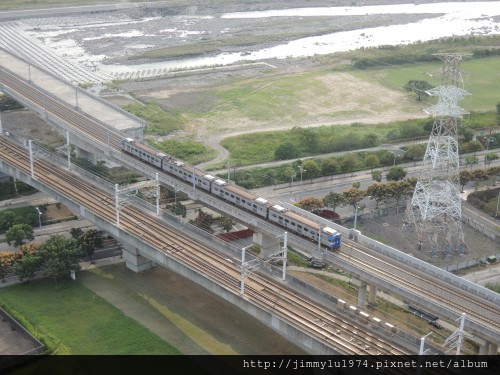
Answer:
(24, 1, 500, 78)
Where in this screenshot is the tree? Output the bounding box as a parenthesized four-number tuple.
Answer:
(472, 169, 489, 190)
(295, 197, 323, 213)
(387, 180, 414, 211)
(340, 154, 361, 172)
(283, 167, 297, 186)
(321, 158, 339, 177)
(218, 217, 235, 233)
(70, 227, 83, 239)
(37, 235, 82, 283)
(386, 166, 407, 181)
(364, 154, 380, 169)
(169, 201, 187, 217)
(484, 152, 499, 167)
(362, 133, 378, 147)
(0, 252, 17, 282)
(460, 140, 483, 154)
(302, 160, 320, 182)
(77, 229, 104, 262)
(5, 224, 34, 247)
(274, 142, 300, 160)
(371, 170, 383, 182)
(405, 144, 426, 161)
(366, 183, 392, 208)
(190, 209, 214, 232)
(342, 188, 365, 210)
(352, 182, 361, 189)
(464, 155, 479, 170)
(298, 129, 319, 153)
(458, 125, 474, 142)
(404, 80, 433, 101)
(13, 252, 42, 282)
(0, 211, 15, 233)
(459, 170, 473, 192)
(323, 192, 344, 212)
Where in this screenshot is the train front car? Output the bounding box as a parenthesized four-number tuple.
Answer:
(322, 226, 341, 251)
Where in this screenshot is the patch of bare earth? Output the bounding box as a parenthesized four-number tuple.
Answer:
(138, 70, 426, 149)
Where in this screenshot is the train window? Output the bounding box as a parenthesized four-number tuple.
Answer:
(253, 204, 257, 208)
(272, 214, 277, 218)
(285, 219, 289, 223)
(304, 228, 309, 232)
(278, 216, 283, 220)
(236, 197, 240, 201)
(225, 192, 229, 196)
(231, 194, 234, 198)
(242, 199, 246, 204)
(297, 225, 302, 229)
(291, 222, 296, 226)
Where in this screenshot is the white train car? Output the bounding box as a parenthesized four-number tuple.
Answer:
(211, 179, 270, 218)
(268, 205, 341, 250)
(121, 138, 165, 168)
(162, 158, 214, 192)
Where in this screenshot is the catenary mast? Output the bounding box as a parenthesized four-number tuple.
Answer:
(404, 53, 469, 257)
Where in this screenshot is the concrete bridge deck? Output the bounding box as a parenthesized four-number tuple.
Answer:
(0, 47, 141, 133)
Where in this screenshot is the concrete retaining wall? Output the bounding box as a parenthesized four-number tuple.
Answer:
(0, 307, 45, 355)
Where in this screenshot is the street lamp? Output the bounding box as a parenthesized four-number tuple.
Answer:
(35, 207, 42, 228)
(486, 137, 494, 150)
(419, 332, 432, 355)
(298, 166, 306, 187)
(353, 205, 360, 231)
(380, 144, 405, 165)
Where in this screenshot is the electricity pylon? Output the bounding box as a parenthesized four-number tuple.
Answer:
(405, 54, 469, 257)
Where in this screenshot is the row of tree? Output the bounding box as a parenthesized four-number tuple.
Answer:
(0, 228, 104, 284)
(294, 165, 500, 217)
(295, 178, 418, 215)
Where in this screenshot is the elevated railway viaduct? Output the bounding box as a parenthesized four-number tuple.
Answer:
(0, 47, 499, 353)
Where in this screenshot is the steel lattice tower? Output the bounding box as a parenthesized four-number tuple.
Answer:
(405, 53, 469, 257)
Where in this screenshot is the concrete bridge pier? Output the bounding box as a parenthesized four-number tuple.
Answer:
(358, 282, 367, 309)
(122, 243, 154, 273)
(489, 343, 498, 355)
(369, 284, 377, 305)
(253, 231, 281, 258)
(74, 146, 96, 164)
(479, 341, 498, 355)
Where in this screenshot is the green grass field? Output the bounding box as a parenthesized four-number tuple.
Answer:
(355, 56, 500, 112)
(0, 277, 180, 354)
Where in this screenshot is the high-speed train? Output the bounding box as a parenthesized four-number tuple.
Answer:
(121, 138, 341, 250)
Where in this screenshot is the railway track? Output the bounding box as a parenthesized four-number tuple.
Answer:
(342, 242, 500, 332)
(0, 136, 407, 355)
(1, 68, 498, 346)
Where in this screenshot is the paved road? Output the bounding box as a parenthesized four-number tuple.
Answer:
(462, 263, 500, 286)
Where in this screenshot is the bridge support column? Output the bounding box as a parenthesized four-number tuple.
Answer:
(122, 244, 153, 273)
(369, 284, 377, 305)
(488, 343, 498, 355)
(253, 231, 280, 258)
(74, 146, 96, 164)
(479, 341, 490, 355)
(358, 282, 367, 310)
